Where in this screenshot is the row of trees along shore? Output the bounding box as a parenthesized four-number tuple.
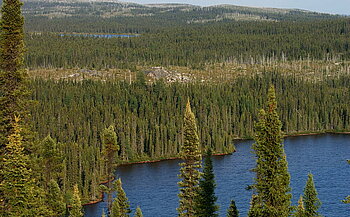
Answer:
(28, 71, 350, 202)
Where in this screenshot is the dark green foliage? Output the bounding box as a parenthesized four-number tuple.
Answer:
(178, 100, 202, 217)
(303, 173, 321, 217)
(40, 135, 64, 187)
(47, 179, 66, 217)
(0, 0, 24, 72)
(102, 125, 119, 212)
(249, 86, 292, 217)
(0, 0, 29, 147)
(27, 73, 350, 202)
(195, 148, 219, 217)
(134, 206, 143, 217)
(111, 178, 131, 217)
(70, 184, 83, 217)
(0, 117, 50, 216)
(227, 200, 239, 217)
(24, 18, 350, 69)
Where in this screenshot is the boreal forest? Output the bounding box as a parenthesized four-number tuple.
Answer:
(0, 0, 349, 216)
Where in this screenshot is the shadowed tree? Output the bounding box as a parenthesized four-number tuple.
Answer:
(248, 85, 292, 217)
(102, 125, 119, 212)
(195, 148, 218, 217)
(46, 179, 65, 217)
(111, 178, 131, 217)
(227, 199, 239, 217)
(178, 99, 202, 217)
(0, 0, 29, 147)
(40, 135, 63, 187)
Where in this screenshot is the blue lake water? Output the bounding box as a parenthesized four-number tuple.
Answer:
(84, 134, 350, 217)
(59, 33, 139, 38)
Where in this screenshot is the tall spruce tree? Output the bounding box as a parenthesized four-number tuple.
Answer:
(248, 85, 292, 217)
(195, 148, 219, 217)
(102, 125, 119, 212)
(111, 178, 131, 217)
(303, 173, 321, 217)
(227, 200, 239, 217)
(0, 0, 29, 147)
(178, 99, 202, 217)
(70, 184, 83, 217)
(0, 116, 49, 216)
(46, 179, 66, 217)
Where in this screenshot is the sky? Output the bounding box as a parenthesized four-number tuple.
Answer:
(125, 0, 350, 15)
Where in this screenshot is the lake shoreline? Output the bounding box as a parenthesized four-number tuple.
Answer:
(83, 131, 350, 207)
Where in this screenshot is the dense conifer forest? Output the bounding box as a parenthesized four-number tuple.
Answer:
(1, 0, 349, 216)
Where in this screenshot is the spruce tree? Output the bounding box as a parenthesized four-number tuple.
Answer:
(111, 178, 131, 217)
(47, 179, 66, 217)
(0, 0, 29, 147)
(134, 206, 143, 217)
(303, 173, 321, 217)
(195, 148, 218, 217)
(178, 99, 202, 217)
(0, 116, 50, 216)
(70, 184, 83, 217)
(248, 85, 292, 217)
(227, 199, 239, 217)
(102, 125, 119, 212)
(294, 195, 306, 217)
(40, 135, 64, 187)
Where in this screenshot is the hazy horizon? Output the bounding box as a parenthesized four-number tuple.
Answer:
(124, 0, 350, 15)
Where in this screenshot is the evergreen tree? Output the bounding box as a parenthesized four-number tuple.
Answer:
(40, 135, 63, 187)
(47, 179, 66, 217)
(70, 184, 83, 217)
(111, 178, 131, 217)
(195, 148, 218, 217)
(102, 125, 119, 212)
(0, 116, 50, 216)
(247, 194, 262, 217)
(227, 199, 239, 217)
(134, 206, 143, 217)
(248, 85, 292, 217)
(294, 195, 306, 217)
(178, 99, 202, 217)
(0, 0, 29, 147)
(303, 173, 321, 217)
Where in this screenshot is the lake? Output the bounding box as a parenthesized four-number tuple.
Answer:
(59, 33, 139, 38)
(84, 134, 350, 217)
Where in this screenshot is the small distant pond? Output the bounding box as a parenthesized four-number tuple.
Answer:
(59, 33, 140, 38)
(84, 134, 350, 217)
